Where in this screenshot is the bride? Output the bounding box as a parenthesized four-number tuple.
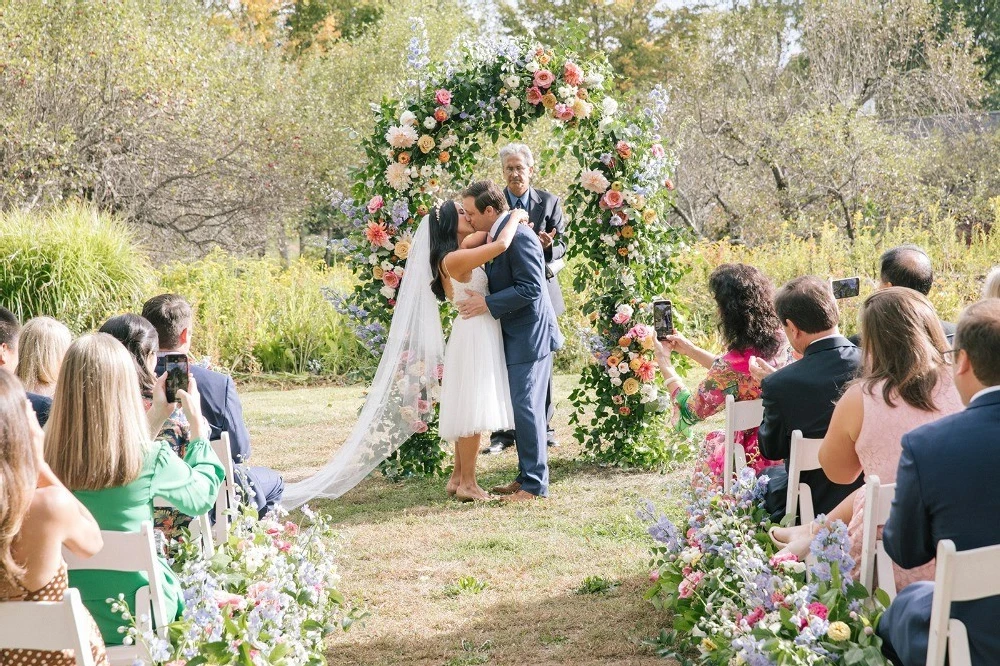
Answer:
(279, 199, 525, 510)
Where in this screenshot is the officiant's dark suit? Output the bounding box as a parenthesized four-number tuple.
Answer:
(505, 186, 567, 317)
(758, 335, 864, 522)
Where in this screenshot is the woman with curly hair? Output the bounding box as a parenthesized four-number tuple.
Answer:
(654, 263, 785, 483)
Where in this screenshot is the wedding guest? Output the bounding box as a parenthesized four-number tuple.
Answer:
(983, 265, 1000, 299)
(47, 334, 223, 645)
(486, 143, 566, 454)
(0, 371, 109, 666)
(878, 298, 1000, 666)
(848, 245, 955, 344)
(142, 294, 284, 518)
(751, 276, 863, 523)
(99, 313, 200, 542)
(0, 307, 53, 426)
(16, 316, 72, 397)
(773, 288, 963, 592)
(654, 263, 784, 483)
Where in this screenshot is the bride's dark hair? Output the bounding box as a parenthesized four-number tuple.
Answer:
(428, 200, 459, 302)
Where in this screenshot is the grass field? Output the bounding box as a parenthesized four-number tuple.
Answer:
(242, 372, 716, 665)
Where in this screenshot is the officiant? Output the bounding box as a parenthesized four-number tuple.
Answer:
(486, 142, 566, 454)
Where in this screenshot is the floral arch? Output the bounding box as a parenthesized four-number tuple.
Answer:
(339, 39, 689, 475)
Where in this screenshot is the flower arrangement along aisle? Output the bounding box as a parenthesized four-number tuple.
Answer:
(335, 34, 690, 475)
(641, 469, 889, 665)
(117, 506, 357, 665)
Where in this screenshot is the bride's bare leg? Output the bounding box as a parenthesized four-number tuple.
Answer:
(455, 434, 490, 501)
(446, 441, 463, 496)
(773, 488, 860, 543)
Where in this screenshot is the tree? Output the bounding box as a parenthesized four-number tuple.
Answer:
(938, 0, 1000, 107)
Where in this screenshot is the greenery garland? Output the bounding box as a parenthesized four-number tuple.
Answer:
(339, 37, 689, 475)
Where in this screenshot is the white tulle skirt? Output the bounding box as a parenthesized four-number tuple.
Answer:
(438, 312, 515, 441)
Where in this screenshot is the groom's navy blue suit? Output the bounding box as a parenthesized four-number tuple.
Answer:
(485, 213, 563, 496)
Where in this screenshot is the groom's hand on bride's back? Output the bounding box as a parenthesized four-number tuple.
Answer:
(457, 290, 489, 318)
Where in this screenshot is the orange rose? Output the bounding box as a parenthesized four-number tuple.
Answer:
(438, 151, 450, 163)
(607, 356, 621, 367)
(621, 225, 634, 238)
(617, 247, 628, 256)
(618, 336, 631, 348)
(434, 107, 448, 122)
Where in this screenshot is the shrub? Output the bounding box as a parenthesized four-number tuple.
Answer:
(0, 203, 152, 332)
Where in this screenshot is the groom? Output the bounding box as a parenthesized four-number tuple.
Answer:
(457, 180, 563, 501)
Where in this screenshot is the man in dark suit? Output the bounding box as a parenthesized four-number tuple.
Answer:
(752, 276, 863, 522)
(877, 298, 1000, 665)
(0, 306, 53, 426)
(142, 294, 284, 518)
(849, 245, 956, 345)
(486, 144, 566, 454)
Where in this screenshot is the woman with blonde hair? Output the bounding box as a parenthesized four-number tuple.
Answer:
(16, 316, 72, 396)
(46, 333, 224, 645)
(983, 266, 1000, 299)
(0, 370, 108, 665)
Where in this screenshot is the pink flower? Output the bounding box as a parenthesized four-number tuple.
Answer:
(283, 521, 299, 536)
(383, 271, 401, 289)
(247, 581, 272, 599)
(367, 195, 384, 214)
(434, 363, 445, 379)
(678, 571, 703, 599)
(435, 89, 452, 105)
(601, 189, 624, 209)
(214, 591, 247, 609)
(745, 606, 765, 627)
(627, 324, 655, 340)
(808, 602, 829, 620)
(612, 311, 630, 325)
(769, 551, 799, 567)
(553, 103, 574, 121)
(771, 591, 785, 605)
(616, 140, 632, 158)
(637, 361, 656, 382)
(274, 539, 292, 553)
(416, 399, 431, 412)
(166, 661, 188, 666)
(364, 221, 390, 248)
(533, 69, 555, 89)
(612, 394, 624, 405)
(265, 525, 281, 536)
(649, 569, 660, 583)
(526, 86, 544, 105)
(580, 169, 610, 194)
(413, 420, 428, 434)
(651, 143, 665, 158)
(563, 61, 584, 86)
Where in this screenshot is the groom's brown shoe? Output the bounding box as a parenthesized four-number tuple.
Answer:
(501, 489, 543, 502)
(490, 480, 521, 495)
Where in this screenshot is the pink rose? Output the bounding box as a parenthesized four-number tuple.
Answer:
(533, 69, 555, 89)
(265, 525, 281, 536)
(769, 551, 799, 567)
(612, 311, 630, 325)
(808, 602, 829, 620)
(413, 420, 428, 434)
(651, 143, 665, 158)
(526, 86, 544, 105)
(367, 195, 384, 214)
(678, 571, 703, 599)
(627, 324, 654, 340)
(601, 189, 624, 209)
(649, 569, 660, 583)
(417, 399, 430, 412)
(274, 539, 292, 553)
(435, 89, 452, 105)
(214, 591, 246, 609)
(563, 61, 584, 86)
(383, 271, 401, 289)
(283, 521, 299, 536)
(553, 103, 574, 121)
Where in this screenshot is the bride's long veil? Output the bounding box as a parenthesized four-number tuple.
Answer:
(280, 217, 444, 510)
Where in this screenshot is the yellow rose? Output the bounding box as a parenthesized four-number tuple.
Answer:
(417, 134, 435, 154)
(640, 335, 655, 350)
(700, 638, 717, 652)
(629, 358, 642, 372)
(827, 621, 851, 642)
(611, 181, 624, 192)
(394, 240, 412, 260)
(622, 378, 640, 395)
(541, 93, 558, 110)
(621, 225, 634, 238)
(632, 194, 646, 210)
(642, 208, 657, 223)
(372, 266, 385, 279)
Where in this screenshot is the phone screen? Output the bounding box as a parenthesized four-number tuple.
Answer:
(163, 354, 189, 404)
(653, 300, 673, 340)
(831, 277, 861, 299)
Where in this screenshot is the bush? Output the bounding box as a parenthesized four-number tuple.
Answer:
(157, 250, 372, 377)
(0, 203, 152, 332)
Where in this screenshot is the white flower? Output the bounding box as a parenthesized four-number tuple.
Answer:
(400, 110, 417, 126)
(393, 266, 404, 276)
(526, 61, 539, 73)
(503, 74, 520, 89)
(600, 233, 617, 246)
(420, 165, 434, 178)
(423, 116, 437, 130)
(621, 271, 636, 287)
(585, 72, 605, 88)
(368, 254, 379, 265)
(602, 97, 619, 117)
(640, 383, 658, 403)
(385, 162, 412, 191)
(608, 367, 620, 379)
(616, 303, 634, 318)
(617, 362, 629, 373)
(507, 96, 520, 110)
(580, 169, 610, 194)
(381, 260, 394, 270)
(599, 116, 615, 133)
(558, 85, 578, 102)
(380, 285, 396, 299)
(439, 133, 458, 149)
(385, 124, 417, 149)
(611, 377, 622, 386)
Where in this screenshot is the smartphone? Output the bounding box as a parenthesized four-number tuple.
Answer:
(831, 277, 861, 299)
(163, 353, 189, 404)
(652, 299, 673, 340)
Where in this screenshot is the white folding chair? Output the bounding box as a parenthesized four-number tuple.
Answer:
(723, 395, 764, 493)
(212, 432, 239, 545)
(0, 588, 97, 665)
(63, 522, 169, 665)
(785, 430, 824, 524)
(152, 496, 214, 558)
(858, 475, 898, 600)
(926, 539, 1000, 666)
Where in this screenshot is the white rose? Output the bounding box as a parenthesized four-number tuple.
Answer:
(618, 362, 629, 373)
(608, 367, 620, 379)
(602, 97, 619, 117)
(507, 96, 520, 110)
(423, 116, 437, 130)
(503, 74, 520, 89)
(400, 110, 417, 126)
(381, 260, 393, 270)
(616, 303, 634, 318)
(628, 351, 638, 360)
(585, 72, 605, 88)
(600, 233, 617, 246)
(558, 85, 578, 102)
(368, 254, 379, 265)
(611, 377, 622, 386)
(526, 61, 539, 73)
(393, 266, 404, 276)
(380, 286, 396, 299)
(599, 116, 614, 133)
(621, 272, 636, 287)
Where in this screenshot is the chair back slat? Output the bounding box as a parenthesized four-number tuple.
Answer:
(0, 588, 96, 664)
(859, 476, 898, 600)
(212, 432, 239, 544)
(785, 430, 824, 523)
(723, 396, 764, 493)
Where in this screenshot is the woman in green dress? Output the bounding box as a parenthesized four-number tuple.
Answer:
(44, 333, 224, 645)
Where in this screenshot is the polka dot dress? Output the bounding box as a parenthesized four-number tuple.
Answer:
(0, 562, 109, 665)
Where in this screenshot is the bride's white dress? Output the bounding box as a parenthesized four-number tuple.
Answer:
(438, 267, 515, 441)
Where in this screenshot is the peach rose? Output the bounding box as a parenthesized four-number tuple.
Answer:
(383, 271, 401, 289)
(439, 151, 450, 164)
(541, 93, 558, 110)
(563, 61, 584, 86)
(616, 140, 632, 158)
(434, 107, 448, 123)
(526, 86, 544, 105)
(417, 134, 435, 154)
(601, 189, 625, 209)
(533, 69, 556, 89)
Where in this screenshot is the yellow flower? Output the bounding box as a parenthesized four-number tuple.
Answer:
(632, 194, 646, 210)
(640, 335, 655, 350)
(394, 240, 412, 260)
(541, 93, 558, 110)
(417, 134, 435, 154)
(539, 52, 552, 65)
(700, 638, 717, 652)
(623, 378, 640, 395)
(689, 551, 702, 567)
(372, 266, 385, 279)
(621, 225, 634, 238)
(611, 181, 624, 192)
(629, 358, 642, 372)
(642, 208, 657, 223)
(827, 621, 851, 642)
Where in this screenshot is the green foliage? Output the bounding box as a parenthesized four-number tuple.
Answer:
(574, 575, 618, 595)
(937, 0, 1000, 106)
(0, 203, 152, 333)
(442, 575, 489, 597)
(157, 250, 371, 377)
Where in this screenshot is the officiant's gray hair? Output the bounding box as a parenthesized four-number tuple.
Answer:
(499, 143, 534, 168)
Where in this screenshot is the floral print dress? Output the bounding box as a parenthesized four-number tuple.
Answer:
(151, 407, 196, 543)
(670, 348, 781, 484)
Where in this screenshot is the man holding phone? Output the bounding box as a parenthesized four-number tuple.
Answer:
(142, 294, 284, 519)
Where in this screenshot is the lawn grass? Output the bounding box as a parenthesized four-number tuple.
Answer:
(242, 371, 717, 665)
